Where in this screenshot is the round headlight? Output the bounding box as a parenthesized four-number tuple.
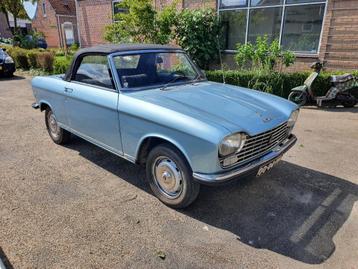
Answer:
(288, 110, 299, 128)
(5, 56, 14, 64)
(219, 133, 246, 157)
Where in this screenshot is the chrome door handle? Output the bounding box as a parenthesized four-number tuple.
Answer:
(64, 87, 73, 93)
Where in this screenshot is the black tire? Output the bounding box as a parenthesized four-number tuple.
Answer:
(45, 108, 71, 145)
(4, 72, 14, 78)
(341, 99, 357, 108)
(288, 91, 307, 106)
(146, 144, 200, 209)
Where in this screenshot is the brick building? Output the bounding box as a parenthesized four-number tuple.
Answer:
(32, 0, 79, 48)
(74, 0, 358, 71)
(0, 13, 13, 39)
(76, 0, 114, 47)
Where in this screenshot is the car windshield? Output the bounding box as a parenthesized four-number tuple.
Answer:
(113, 52, 203, 90)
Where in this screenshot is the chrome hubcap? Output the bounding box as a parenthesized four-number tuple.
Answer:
(48, 112, 60, 138)
(152, 156, 183, 199)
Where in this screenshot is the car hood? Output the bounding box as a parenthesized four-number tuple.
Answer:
(128, 81, 298, 135)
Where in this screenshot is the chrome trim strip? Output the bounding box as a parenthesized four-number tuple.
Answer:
(193, 135, 297, 183)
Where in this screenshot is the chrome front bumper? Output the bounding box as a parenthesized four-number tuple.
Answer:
(193, 134, 297, 184)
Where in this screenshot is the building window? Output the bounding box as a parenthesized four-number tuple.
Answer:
(112, 0, 127, 21)
(42, 0, 46, 17)
(219, 0, 326, 54)
(248, 7, 282, 43)
(63, 22, 74, 46)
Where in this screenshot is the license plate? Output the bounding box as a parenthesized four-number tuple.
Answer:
(256, 156, 282, 177)
(0, 66, 2, 70)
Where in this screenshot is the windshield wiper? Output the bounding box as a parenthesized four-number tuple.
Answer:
(160, 75, 188, 91)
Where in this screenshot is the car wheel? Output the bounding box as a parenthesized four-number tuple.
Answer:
(3, 72, 14, 77)
(288, 91, 307, 106)
(146, 144, 200, 209)
(341, 95, 357, 108)
(45, 108, 71, 145)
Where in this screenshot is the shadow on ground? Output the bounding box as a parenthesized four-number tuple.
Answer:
(66, 136, 358, 265)
(0, 75, 25, 81)
(303, 106, 358, 113)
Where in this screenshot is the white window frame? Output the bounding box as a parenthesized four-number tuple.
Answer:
(63, 21, 75, 46)
(218, 0, 328, 56)
(42, 0, 47, 17)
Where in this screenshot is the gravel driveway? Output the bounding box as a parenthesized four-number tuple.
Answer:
(0, 76, 357, 269)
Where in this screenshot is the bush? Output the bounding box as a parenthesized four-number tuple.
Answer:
(206, 70, 358, 98)
(235, 36, 295, 71)
(27, 51, 39, 69)
(7, 47, 30, 69)
(175, 8, 222, 69)
(36, 52, 54, 72)
(104, 0, 176, 44)
(53, 56, 72, 74)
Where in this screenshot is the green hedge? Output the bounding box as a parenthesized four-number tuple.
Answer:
(6, 47, 55, 72)
(206, 70, 358, 98)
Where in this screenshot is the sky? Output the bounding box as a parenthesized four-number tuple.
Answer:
(23, 0, 37, 20)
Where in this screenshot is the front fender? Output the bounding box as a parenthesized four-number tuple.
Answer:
(136, 133, 193, 168)
(291, 85, 308, 92)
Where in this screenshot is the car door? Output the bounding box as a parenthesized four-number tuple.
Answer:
(64, 54, 123, 155)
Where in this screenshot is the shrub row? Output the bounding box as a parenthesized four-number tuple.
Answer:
(206, 70, 358, 98)
(6, 47, 54, 72)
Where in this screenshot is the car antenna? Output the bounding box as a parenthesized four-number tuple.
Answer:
(217, 35, 226, 84)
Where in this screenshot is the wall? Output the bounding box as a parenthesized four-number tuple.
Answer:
(32, 0, 61, 47)
(76, 0, 112, 47)
(319, 0, 358, 71)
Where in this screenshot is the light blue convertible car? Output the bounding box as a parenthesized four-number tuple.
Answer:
(31, 44, 299, 208)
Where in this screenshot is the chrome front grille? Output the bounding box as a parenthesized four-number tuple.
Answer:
(220, 122, 289, 168)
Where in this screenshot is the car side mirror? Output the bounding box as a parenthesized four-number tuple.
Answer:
(156, 56, 163, 64)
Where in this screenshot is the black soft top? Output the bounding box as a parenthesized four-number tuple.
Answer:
(64, 43, 181, 81)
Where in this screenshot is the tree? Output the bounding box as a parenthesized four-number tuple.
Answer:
(174, 8, 222, 69)
(104, 0, 177, 44)
(0, 0, 30, 34)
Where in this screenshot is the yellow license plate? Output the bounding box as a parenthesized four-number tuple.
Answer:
(256, 156, 282, 177)
(0, 66, 3, 70)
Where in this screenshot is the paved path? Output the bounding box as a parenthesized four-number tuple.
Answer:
(0, 76, 357, 268)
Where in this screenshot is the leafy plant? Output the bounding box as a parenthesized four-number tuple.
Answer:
(104, 0, 177, 44)
(235, 36, 295, 71)
(53, 56, 72, 74)
(174, 8, 222, 69)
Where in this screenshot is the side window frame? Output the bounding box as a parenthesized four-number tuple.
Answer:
(70, 53, 118, 92)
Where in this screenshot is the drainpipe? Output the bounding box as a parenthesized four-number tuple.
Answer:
(56, 14, 63, 48)
(75, 0, 82, 47)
